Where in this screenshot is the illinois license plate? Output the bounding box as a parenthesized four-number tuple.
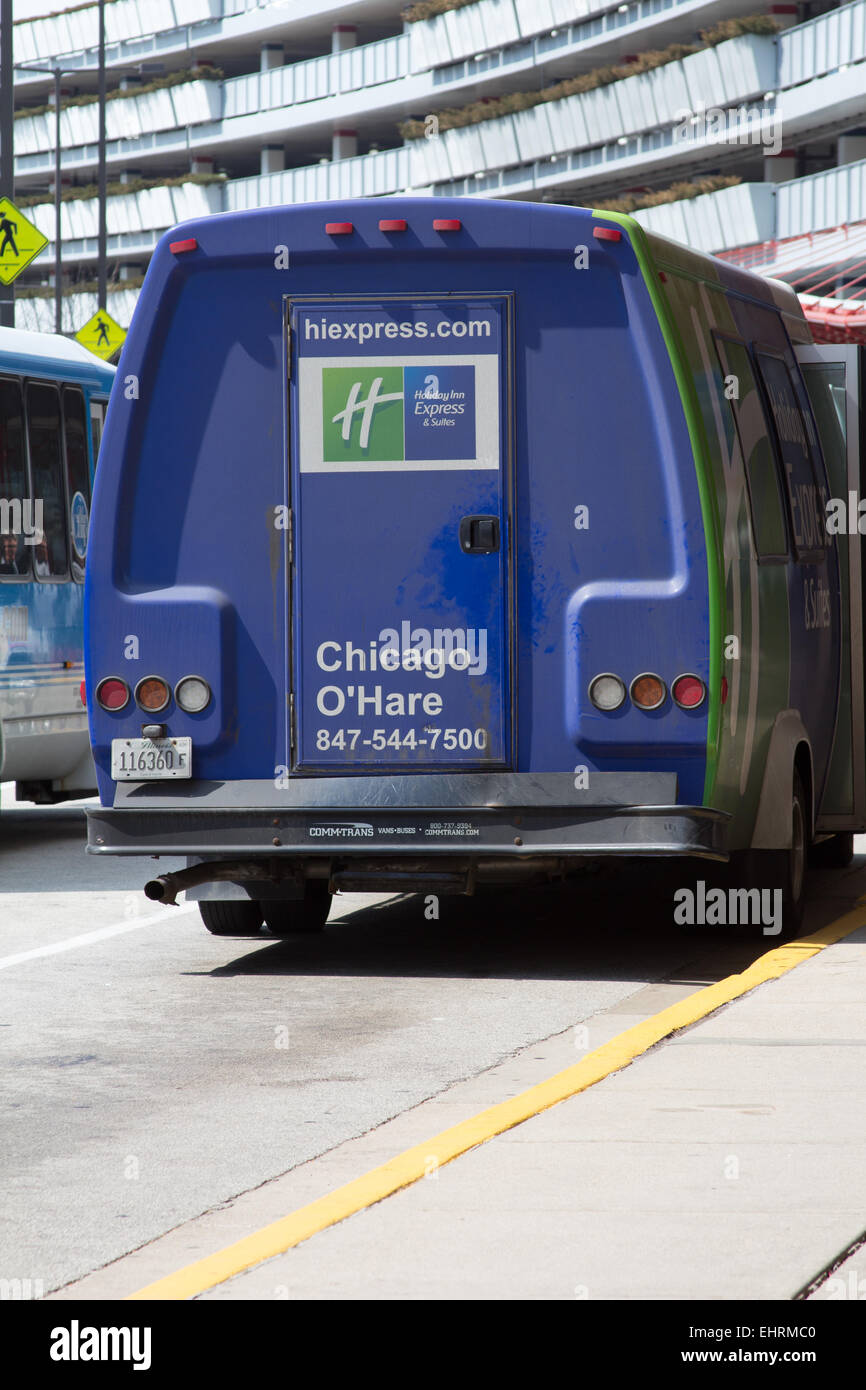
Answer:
(111, 737, 192, 780)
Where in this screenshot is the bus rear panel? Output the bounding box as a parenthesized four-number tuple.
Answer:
(84, 198, 847, 908)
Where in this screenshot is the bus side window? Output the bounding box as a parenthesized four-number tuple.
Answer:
(713, 337, 788, 562)
(63, 387, 90, 583)
(800, 362, 847, 491)
(0, 377, 32, 579)
(26, 382, 69, 580)
(90, 399, 106, 466)
(756, 352, 826, 561)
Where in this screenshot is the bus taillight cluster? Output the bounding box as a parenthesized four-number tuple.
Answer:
(94, 675, 211, 714)
(588, 672, 706, 713)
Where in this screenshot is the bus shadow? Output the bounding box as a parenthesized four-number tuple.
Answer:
(196, 858, 857, 984)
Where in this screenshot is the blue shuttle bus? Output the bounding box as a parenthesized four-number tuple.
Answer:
(84, 198, 866, 937)
(1, 328, 114, 806)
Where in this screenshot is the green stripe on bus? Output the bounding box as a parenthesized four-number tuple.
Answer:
(591, 209, 725, 807)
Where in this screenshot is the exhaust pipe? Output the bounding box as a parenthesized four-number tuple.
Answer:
(144, 875, 179, 904)
(144, 859, 303, 907)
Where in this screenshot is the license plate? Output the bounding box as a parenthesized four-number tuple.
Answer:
(111, 737, 192, 780)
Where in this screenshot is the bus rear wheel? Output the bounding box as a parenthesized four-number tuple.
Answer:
(745, 768, 808, 940)
(261, 882, 331, 937)
(199, 900, 263, 936)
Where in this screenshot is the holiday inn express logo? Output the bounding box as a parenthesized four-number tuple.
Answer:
(323, 367, 405, 461)
(321, 363, 477, 464)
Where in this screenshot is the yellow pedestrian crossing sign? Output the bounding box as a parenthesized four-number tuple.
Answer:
(75, 310, 127, 361)
(0, 196, 49, 285)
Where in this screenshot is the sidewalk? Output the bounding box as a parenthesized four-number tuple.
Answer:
(50, 917, 866, 1302)
(196, 923, 866, 1301)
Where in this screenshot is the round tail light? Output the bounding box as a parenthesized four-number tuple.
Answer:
(630, 673, 666, 710)
(588, 673, 626, 711)
(672, 674, 706, 709)
(95, 677, 130, 711)
(175, 675, 212, 713)
(135, 676, 171, 713)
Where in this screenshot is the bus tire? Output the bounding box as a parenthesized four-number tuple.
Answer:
(809, 832, 854, 870)
(746, 768, 808, 940)
(199, 900, 263, 936)
(261, 882, 331, 936)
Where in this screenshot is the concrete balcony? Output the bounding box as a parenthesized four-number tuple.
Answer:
(632, 155, 866, 253)
(411, 33, 777, 187)
(14, 0, 221, 71)
(777, 155, 866, 241)
(225, 146, 410, 209)
(780, 0, 866, 88)
(21, 180, 224, 266)
(12, 0, 401, 82)
(632, 182, 775, 251)
(409, 0, 753, 70)
(222, 35, 410, 119)
(13, 80, 222, 182)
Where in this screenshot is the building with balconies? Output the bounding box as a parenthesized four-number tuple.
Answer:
(5, 0, 866, 339)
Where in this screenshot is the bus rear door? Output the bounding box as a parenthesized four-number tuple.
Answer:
(287, 294, 513, 773)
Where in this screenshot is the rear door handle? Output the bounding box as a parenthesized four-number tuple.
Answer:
(459, 515, 500, 554)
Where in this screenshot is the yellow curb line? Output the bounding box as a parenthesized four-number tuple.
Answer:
(128, 908, 865, 1301)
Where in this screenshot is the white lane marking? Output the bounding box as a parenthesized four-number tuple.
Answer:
(0, 904, 198, 971)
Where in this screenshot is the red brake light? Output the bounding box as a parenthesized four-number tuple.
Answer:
(593, 226, 622, 242)
(379, 219, 407, 232)
(672, 674, 706, 709)
(325, 222, 353, 235)
(95, 677, 130, 711)
(433, 219, 462, 231)
(80, 680, 87, 707)
(169, 237, 198, 254)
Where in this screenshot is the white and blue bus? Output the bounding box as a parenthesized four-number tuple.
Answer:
(0, 327, 114, 806)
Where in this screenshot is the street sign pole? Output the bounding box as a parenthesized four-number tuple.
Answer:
(97, 0, 107, 312)
(54, 69, 62, 333)
(0, 0, 14, 328)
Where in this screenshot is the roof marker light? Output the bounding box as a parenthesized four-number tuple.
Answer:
(379, 218, 407, 232)
(325, 222, 353, 235)
(169, 237, 198, 254)
(433, 218, 462, 231)
(593, 226, 622, 242)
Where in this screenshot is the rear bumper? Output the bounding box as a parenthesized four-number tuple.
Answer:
(86, 772, 729, 862)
